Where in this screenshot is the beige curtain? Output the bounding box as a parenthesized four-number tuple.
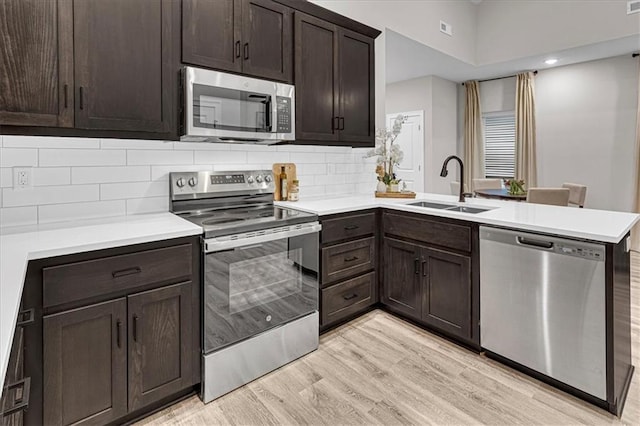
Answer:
(515, 72, 537, 187)
(464, 81, 485, 191)
(632, 59, 640, 253)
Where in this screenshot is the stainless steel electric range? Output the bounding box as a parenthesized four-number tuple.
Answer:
(169, 170, 320, 403)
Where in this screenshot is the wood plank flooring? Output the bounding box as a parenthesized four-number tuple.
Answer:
(138, 252, 640, 425)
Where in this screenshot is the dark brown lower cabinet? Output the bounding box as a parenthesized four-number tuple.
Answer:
(128, 283, 193, 412)
(382, 238, 422, 320)
(382, 235, 474, 343)
(43, 298, 128, 426)
(422, 248, 472, 340)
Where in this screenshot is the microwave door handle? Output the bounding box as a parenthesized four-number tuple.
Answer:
(264, 96, 272, 131)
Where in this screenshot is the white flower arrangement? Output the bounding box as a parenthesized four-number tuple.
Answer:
(365, 114, 406, 185)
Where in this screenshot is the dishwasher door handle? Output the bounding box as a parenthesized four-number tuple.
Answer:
(516, 236, 554, 250)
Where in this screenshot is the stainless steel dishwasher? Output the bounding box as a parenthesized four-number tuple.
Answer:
(480, 226, 606, 400)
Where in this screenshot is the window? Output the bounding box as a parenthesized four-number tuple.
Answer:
(483, 113, 516, 179)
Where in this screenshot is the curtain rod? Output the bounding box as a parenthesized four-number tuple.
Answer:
(633, 53, 639, 58)
(462, 70, 538, 85)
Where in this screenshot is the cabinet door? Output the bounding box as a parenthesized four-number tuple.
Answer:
(294, 12, 339, 142)
(74, 0, 176, 133)
(182, 0, 242, 73)
(43, 299, 127, 426)
(0, 0, 73, 127)
(241, 0, 292, 82)
(338, 28, 375, 146)
(422, 248, 472, 340)
(382, 238, 422, 320)
(128, 282, 193, 412)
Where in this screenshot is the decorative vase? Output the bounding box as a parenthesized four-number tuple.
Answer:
(389, 183, 399, 192)
(376, 181, 387, 193)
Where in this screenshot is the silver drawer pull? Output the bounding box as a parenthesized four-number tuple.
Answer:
(343, 294, 358, 301)
(344, 256, 359, 262)
(2, 377, 30, 417)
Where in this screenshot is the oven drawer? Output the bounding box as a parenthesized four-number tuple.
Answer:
(321, 212, 376, 245)
(321, 272, 375, 326)
(321, 237, 375, 285)
(43, 244, 192, 308)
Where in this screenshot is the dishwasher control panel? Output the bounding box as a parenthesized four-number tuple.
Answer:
(557, 244, 604, 260)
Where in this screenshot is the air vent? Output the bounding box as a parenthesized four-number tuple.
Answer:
(628, 0, 640, 14)
(440, 20, 453, 36)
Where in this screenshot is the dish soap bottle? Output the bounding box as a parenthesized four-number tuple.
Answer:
(279, 166, 288, 201)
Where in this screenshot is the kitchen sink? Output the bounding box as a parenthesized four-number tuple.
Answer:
(443, 206, 491, 214)
(408, 201, 456, 209)
(408, 201, 491, 214)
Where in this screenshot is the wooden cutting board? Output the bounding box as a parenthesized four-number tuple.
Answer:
(272, 163, 297, 201)
(375, 191, 416, 199)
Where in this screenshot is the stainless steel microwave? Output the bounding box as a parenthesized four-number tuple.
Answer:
(181, 67, 295, 144)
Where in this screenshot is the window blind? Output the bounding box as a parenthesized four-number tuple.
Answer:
(483, 114, 515, 178)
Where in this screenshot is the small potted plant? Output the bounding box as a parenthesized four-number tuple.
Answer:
(503, 178, 526, 195)
(365, 114, 406, 193)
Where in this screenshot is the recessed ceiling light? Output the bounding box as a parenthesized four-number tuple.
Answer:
(545, 58, 558, 65)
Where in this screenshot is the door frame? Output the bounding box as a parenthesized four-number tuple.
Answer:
(386, 110, 425, 192)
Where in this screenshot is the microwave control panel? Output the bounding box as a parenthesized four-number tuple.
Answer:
(276, 96, 292, 133)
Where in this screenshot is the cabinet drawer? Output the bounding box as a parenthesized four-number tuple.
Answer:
(322, 237, 375, 285)
(322, 272, 374, 326)
(321, 212, 376, 245)
(43, 244, 192, 308)
(383, 212, 471, 252)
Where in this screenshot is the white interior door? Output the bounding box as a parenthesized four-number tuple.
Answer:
(387, 111, 424, 192)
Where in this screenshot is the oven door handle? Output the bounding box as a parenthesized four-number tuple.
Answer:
(204, 223, 322, 252)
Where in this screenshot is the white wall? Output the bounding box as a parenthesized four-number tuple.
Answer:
(386, 75, 458, 195)
(0, 137, 376, 227)
(536, 55, 639, 212)
(476, 0, 640, 65)
(480, 77, 516, 113)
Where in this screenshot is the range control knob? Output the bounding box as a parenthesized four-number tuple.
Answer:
(256, 175, 264, 183)
(176, 178, 186, 188)
(188, 177, 198, 187)
(264, 175, 273, 183)
(247, 176, 255, 184)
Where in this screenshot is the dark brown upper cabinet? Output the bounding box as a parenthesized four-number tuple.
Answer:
(73, 0, 177, 133)
(0, 0, 74, 128)
(294, 12, 375, 147)
(182, 0, 292, 83)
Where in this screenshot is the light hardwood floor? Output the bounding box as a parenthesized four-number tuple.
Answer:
(139, 252, 640, 425)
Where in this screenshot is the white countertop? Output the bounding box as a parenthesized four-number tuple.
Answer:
(0, 213, 203, 388)
(277, 192, 640, 244)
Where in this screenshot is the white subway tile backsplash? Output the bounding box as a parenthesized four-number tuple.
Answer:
(72, 166, 151, 184)
(101, 139, 175, 150)
(3, 136, 100, 149)
(151, 164, 212, 181)
(195, 150, 247, 165)
(127, 150, 193, 165)
(0, 168, 12, 188)
(33, 168, 71, 186)
(0, 136, 374, 226)
(126, 197, 168, 215)
(290, 152, 326, 164)
(2, 185, 99, 207)
(39, 149, 125, 166)
(0, 206, 38, 227)
(38, 200, 126, 224)
(0, 148, 38, 167)
(100, 181, 167, 200)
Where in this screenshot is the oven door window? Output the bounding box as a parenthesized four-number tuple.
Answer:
(193, 84, 272, 132)
(204, 233, 318, 354)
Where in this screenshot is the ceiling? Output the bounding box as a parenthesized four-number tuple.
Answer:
(385, 29, 640, 84)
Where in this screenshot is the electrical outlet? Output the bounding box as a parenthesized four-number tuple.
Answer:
(13, 167, 32, 189)
(440, 20, 453, 36)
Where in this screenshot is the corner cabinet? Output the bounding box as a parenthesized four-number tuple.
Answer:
(294, 12, 375, 147)
(183, 0, 293, 83)
(382, 210, 479, 347)
(13, 236, 201, 426)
